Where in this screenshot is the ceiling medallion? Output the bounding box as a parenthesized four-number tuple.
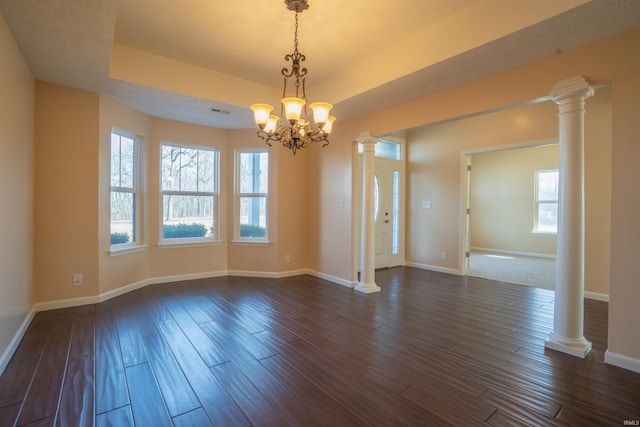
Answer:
(250, 0, 335, 155)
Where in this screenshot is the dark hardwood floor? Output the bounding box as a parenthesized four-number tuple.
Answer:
(1, 267, 639, 426)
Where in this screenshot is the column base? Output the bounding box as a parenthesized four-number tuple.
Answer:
(545, 332, 592, 359)
(355, 282, 381, 294)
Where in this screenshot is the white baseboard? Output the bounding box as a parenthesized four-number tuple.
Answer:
(2, 268, 340, 376)
(404, 261, 461, 276)
(0, 310, 36, 375)
(227, 268, 310, 279)
(605, 350, 640, 374)
(28, 268, 354, 315)
(307, 269, 355, 288)
(470, 247, 556, 260)
(585, 291, 609, 302)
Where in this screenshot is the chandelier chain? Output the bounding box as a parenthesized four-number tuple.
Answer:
(294, 12, 299, 55)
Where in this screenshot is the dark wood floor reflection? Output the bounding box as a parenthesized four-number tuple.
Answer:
(1, 267, 639, 426)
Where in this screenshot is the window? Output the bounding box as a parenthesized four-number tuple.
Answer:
(160, 144, 218, 241)
(535, 169, 559, 234)
(236, 150, 268, 241)
(357, 139, 403, 160)
(110, 129, 139, 247)
(391, 170, 400, 255)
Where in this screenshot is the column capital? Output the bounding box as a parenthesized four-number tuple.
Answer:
(356, 130, 380, 146)
(549, 75, 594, 103)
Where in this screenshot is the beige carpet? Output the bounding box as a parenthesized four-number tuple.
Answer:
(467, 250, 555, 290)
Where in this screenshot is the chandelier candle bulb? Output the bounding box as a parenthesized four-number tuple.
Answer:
(310, 102, 333, 125)
(282, 97, 306, 121)
(322, 115, 336, 134)
(265, 115, 280, 133)
(250, 104, 273, 128)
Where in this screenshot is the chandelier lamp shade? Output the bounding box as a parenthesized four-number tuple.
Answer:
(250, 0, 335, 154)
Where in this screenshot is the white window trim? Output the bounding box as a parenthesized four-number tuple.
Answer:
(159, 142, 220, 244)
(110, 128, 143, 251)
(234, 149, 269, 243)
(109, 244, 148, 257)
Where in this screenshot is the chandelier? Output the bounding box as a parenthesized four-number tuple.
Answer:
(250, 0, 335, 155)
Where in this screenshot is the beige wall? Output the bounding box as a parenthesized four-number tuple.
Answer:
(98, 97, 152, 293)
(312, 29, 638, 362)
(470, 144, 559, 256)
(405, 100, 560, 272)
(306, 124, 354, 282)
(34, 82, 100, 303)
(34, 87, 311, 306)
(225, 129, 279, 273)
(3, 16, 638, 370)
(0, 12, 34, 365)
(225, 129, 310, 273)
(148, 118, 229, 278)
(607, 53, 640, 362)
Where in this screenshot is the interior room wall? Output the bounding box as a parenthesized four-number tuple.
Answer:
(607, 63, 640, 367)
(34, 82, 100, 304)
(306, 124, 354, 284)
(225, 129, 279, 273)
(0, 12, 34, 369)
(275, 144, 310, 273)
(312, 28, 636, 365)
(148, 118, 229, 278)
(469, 144, 559, 256)
(98, 96, 152, 294)
(2, 16, 637, 370)
(406, 100, 560, 272)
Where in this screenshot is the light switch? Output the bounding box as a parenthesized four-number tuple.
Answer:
(422, 201, 432, 209)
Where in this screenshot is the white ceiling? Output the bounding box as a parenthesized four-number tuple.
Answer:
(2, 0, 640, 129)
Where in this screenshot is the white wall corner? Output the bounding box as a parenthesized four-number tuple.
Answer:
(307, 269, 354, 288)
(0, 309, 36, 376)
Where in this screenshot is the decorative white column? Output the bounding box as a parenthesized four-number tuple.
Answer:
(355, 131, 381, 294)
(545, 76, 594, 358)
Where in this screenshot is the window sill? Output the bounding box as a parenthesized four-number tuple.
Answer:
(532, 230, 557, 237)
(157, 239, 222, 249)
(109, 244, 148, 257)
(231, 239, 271, 247)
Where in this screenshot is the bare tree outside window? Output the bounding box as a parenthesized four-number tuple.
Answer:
(237, 151, 268, 239)
(161, 144, 218, 240)
(110, 131, 137, 245)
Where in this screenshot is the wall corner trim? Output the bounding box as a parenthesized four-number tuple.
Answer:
(306, 269, 354, 288)
(604, 350, 640, 374)
(0, 309, 36, 376)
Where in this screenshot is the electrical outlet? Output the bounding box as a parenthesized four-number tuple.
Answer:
(72, 273, 83, 286)
(440, 252, 447, 261)
(285, 254, 291, 264)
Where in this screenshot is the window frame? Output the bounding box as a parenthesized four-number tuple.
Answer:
(109, 128, 144, 254)
(533, 168, 559, 235)
(233, 149, 269, 245)
(158, 142, 220, 247)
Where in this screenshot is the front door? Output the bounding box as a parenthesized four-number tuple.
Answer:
(373, 157, 403, 269)
(374, 169, 389, 268)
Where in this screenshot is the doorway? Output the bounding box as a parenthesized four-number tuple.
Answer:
(354, 139, 405, 278)
(461, 141, 558, 289)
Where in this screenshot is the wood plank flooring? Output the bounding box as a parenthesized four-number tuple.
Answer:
(1, 267, 639, 426)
